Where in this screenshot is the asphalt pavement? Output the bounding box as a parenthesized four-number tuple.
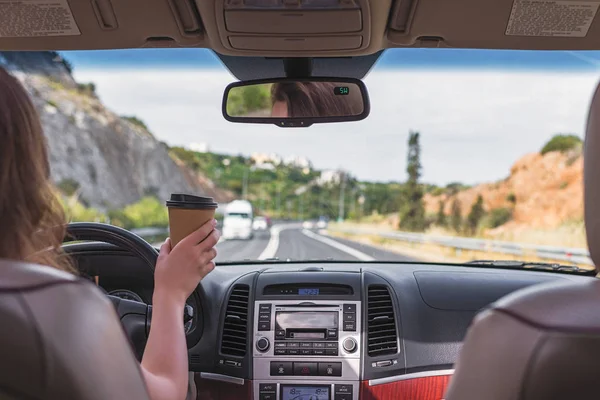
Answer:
(215, 225, 417, 263)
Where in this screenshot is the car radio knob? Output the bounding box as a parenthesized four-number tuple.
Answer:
(256, 337, 270, 352)
(343, 337, 357, 353)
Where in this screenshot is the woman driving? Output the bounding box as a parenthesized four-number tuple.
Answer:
(0, 67, 217, 400)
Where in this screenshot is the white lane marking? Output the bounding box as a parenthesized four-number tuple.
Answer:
(258, 225, 283, 260)
(258, 223, 302, 260)
(301, 229, 375, 261)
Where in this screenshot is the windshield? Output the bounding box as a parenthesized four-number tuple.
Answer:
(11, 48, 595, 269)
(227, 213, 250, 219)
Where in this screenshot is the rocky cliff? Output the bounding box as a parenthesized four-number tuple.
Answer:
(1, 51, 233, 209)
(424, 148, 583, 229)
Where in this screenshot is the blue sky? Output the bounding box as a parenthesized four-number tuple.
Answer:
(62, 48, 600, 71)
(63, 49, 600, 185)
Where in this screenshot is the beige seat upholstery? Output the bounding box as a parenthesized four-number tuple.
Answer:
(0, 259, 150, 400)
(445, 83, 600, 400)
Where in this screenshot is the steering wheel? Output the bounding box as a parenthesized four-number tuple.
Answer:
(65, 222, 159, 271)
(63, 222, 198, 360)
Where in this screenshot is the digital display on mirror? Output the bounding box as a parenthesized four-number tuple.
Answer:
(334, 86, 349, 95)
(281, 385, 330, 400)
(298, 288, 319, 295)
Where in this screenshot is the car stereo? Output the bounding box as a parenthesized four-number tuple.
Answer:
(253, 299, 361, 400)
(254, 301, 360, 360)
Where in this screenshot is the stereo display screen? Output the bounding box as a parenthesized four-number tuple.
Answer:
(275, 311, 338, 330)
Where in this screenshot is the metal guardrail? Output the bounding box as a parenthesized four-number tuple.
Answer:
(330, 226, 594, 266)
(131, 227, 168, 238)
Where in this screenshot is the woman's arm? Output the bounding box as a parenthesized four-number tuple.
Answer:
(140, 220, 219, 400)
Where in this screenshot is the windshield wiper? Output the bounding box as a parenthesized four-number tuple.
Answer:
(466, 260, 593, 274)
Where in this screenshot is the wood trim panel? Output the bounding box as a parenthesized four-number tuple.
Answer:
(192, 373, 450, 399)
(194, 374, 252, 400)
(360, 375, 451, 400)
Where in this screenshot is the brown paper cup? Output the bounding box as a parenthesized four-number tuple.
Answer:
(168, 208, 216, 247)
(166, 194, 218, 247)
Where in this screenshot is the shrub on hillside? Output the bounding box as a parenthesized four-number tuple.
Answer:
(122, 115, 150, 132)
(77, 82, 96, 97)
(56, 178, 80, 196)
(113, 197, 169, 229)
(506, 192, 516, 204)
(60, 195, 108, 223)
(488, 207, 512, 228)
(540, 134, 582, 155)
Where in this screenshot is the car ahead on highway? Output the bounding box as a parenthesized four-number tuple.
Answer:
(316, 217, 328, 230)
(222, 200, 254, 240)
(4, 4, 600, 400)
(252, 216, 269, 231)
(302, 220, 315, 230)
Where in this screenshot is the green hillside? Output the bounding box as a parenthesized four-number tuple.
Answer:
(169, 147, 411, 221)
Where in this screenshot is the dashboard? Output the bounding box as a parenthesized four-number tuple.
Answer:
(67, 243, 595, 400)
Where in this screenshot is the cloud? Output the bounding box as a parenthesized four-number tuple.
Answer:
(72, 68, 600, 186)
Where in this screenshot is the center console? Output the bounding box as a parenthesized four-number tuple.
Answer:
(252, 276, 362, 400)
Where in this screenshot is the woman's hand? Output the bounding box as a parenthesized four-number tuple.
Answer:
(141, 219, 219, 400)
(153, 219, 220, 305)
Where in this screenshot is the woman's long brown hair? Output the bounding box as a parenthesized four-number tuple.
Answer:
(271, 82, 364, 118)
(0, 68, 73, 272)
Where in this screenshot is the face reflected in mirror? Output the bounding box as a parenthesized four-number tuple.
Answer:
(226, 80, 366, 121)
(271, 99, 289, 118)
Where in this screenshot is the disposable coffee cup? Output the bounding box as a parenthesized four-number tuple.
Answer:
(166, 194, 218, 247)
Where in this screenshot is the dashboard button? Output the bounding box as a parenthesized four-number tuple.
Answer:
(318, 362, 342, 376)
(313, 349, 325, 355)
(334, 394, 352, 400)
(327, 329, 338, 339)
(276, 329, 285, 338)
(259, 304, 272, 312)
(274, 342, 286, 348)
(375, 360, 393, 367)
(293, 362, 318, 376)
(343, 304, 356, 312)
(258, 322, 270, 331)
(326, 349, 338, 356)
(288, 349, 299, 355)
(259, 313, 271, 321)
(299, 342, 312, 348)
(335, 384, 353, 394)
(270, 361, 292, 376)
(313, 342, 325, 348)
(343, 322, 356, 331)
(260, 394, 275, 400)
(325, 342, 337, 348)
(343, 312, 355, 322)
(287, 342, 299, 348)
(259, 383, 276, 393)
(274, 349, 287, 355)
(300, 349, 313, 355)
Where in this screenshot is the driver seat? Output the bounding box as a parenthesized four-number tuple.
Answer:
(0, 259, 150, 400)
(444, 83, 600, 399)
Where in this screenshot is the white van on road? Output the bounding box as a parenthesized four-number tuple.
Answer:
(222, 200, 254, 240)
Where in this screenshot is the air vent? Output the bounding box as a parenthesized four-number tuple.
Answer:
(190, 354, 201, 364)
(220, 284, 250, 357)
(367, 285, 398, 357)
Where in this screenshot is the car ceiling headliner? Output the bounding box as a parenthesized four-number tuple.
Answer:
(2, 0, 600, 81)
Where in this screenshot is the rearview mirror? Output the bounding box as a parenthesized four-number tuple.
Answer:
(222, 78, 370, 127)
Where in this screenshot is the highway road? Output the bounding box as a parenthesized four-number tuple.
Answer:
(215, 225, 417, 263)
